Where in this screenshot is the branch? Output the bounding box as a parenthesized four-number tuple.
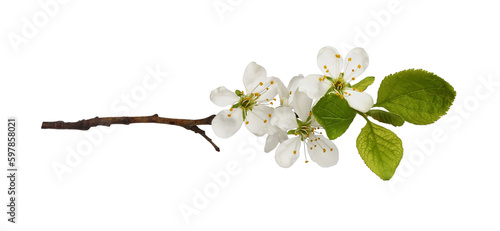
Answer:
(41, 114, 220, 152)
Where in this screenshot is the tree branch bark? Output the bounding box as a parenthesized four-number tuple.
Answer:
(41, 114, 220, 152)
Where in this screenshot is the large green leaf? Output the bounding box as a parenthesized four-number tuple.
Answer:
(351, 76, 375, 91)
(356, 120, 403, 180)
(312, 94, 356, 140)
(366, 109, 405, 127)
(375, 69, 456, 125)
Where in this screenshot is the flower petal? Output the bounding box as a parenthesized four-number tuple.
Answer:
(317, 46, 343, 78)
(299, 74, 331, 100)
(210, 86, 239, 107)
(345, 90, 374, 113)
(277, 129, 288, 142)
(343, 48, 369, 81)
(292, 91, 313, 122)
(280, 74, 304, 107)
(306, 135, 339, 167)
(276, 77, 288, 103)
(212, 108, 243, 138)
(255, 77, 279, 104)
(264, 133, 279, 153)
(243, 62, 267, 92)
(275, 136, 301, 168)
(245, 105, 273, 136)
(288, 74, 304, 95)
(270, 106, 297, 131)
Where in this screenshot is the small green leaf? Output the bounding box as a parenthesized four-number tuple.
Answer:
(356, 120, 403, 180)
(312, 94, 356, 140)
(351, 76, 375, 91)
(375, 69, 456, 125)
(366, 109, 405, 127)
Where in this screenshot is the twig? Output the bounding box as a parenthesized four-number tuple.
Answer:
(41, 114, 220, 152)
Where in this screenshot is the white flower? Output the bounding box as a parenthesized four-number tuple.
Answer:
(300, 46, 374, 113)
(263, 75, 303, 152)
(210, 62, 279, 138)
(272, 90, 339, 168)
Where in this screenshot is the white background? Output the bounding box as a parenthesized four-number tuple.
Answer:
(1, 0, 499, 230)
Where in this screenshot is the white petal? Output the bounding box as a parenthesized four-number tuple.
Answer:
(270, 106, 297, 131)
(343, 48, 369, 81)
(245, 105, 273, 136)
(276, 77, 289, 103)
(243, 62, 267, 92)
(345, 90, 374, 113)
(212, 108, 243, 138)
(287, 74, 304, 95)
(292, 91, 313, 122)
(210, 86, 239, 107)
(264, 133, 280, 153)
(306, 135, 339, 167)
(275, 137, 301, 168)
(299, 74, 331, 100)
(255, 77, 279, 104)
(278, 129, 288, 142)
(317, 46, 343, 78)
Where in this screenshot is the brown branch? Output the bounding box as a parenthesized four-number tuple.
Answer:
(41, 114, 220, 152)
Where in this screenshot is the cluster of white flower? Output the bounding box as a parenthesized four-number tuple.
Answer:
(210, 46, 374, 168)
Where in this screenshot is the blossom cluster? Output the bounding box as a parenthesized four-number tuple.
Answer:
(209, 46, 374, 168)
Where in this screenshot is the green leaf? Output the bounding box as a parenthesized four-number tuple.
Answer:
(366, 109, 405, 127)
(375, 69, 456, 125)
(351, 76, 375, 91)
(312, 94, 356, 140)
(356, 120, 403, 180)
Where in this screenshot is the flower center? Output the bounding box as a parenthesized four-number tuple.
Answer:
(331, 73, 346, 93)
(232, 90, 260, 120)
(289, 113, 318, 141)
